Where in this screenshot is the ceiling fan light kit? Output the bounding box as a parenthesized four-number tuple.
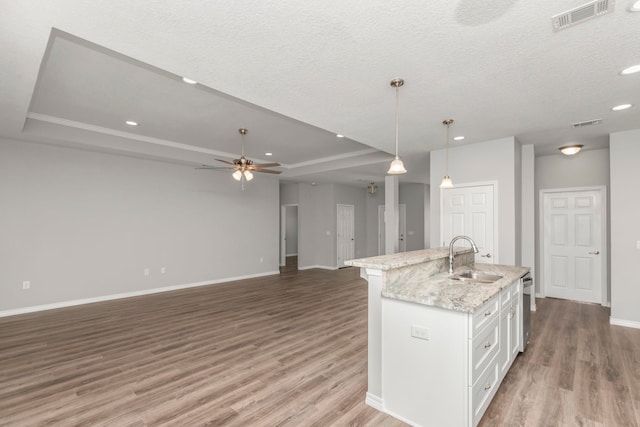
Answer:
(440, 119, 454, 188)
(387, 78, 407, 175)
(196, 128, 281, 189)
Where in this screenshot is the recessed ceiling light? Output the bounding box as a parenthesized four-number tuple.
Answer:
(125, 120, 138, 126)
(265, 152, 273, 156)
(453, 136, 465, 141)
(182, 77, 197, 84)
(620, 64, 640, 75)
(611, 103, 633, 111)
(630, 0, 640, 11)
(336, 134, 344, 138)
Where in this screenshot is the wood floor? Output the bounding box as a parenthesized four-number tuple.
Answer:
(1, 258, 639, 426)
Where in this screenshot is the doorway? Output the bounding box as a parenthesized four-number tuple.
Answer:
(337, 204, 355, 267)
(441, 183, 496, 263)
(280, 204, 299, 270)
(540, 187, 606, 304)
(378, 204, 406, 255)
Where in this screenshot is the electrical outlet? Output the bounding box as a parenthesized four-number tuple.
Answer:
(411, 325, 430, 340)
(259, 257, 264, 263)
(160, 267, 166, 274)
(22, 281, 30, 290)
(144, 268, 150, 276)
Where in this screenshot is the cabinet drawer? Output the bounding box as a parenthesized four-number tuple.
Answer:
(470, 361, 499, 426)
(470, 295, 499, 338)
(469, 317, 499, 385)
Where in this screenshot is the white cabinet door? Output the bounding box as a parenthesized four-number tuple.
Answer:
(442, 184, 495, 263)
(509, 287, 521, 361)
(542, 190, 603, 303)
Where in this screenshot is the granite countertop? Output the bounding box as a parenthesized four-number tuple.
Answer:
(381, 263, 530, 313)
(344, 247, 473, 270)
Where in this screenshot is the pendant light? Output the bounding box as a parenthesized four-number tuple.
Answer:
(440, 119, 454, 188)
(387, 78, 407, 174)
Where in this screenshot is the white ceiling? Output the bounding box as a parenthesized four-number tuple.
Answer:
(1, 1, 639, 186)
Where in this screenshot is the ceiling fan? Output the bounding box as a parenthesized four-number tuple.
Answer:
(197, 128, 282, 187)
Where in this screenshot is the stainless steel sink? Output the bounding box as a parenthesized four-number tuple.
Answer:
(451, 271, 504, 284)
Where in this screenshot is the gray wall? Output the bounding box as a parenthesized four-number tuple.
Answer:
(280, 182, 299, 205)
(0, 138, 280, 313)
(535, 148, 610, 300)
(298, 183, 335, 269)
(430, 137, 517, 265)
(610, 129, 640, 324)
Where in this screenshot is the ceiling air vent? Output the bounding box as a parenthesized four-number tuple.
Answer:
(552, 0, 615, 31)
(571, 119, 603, 128)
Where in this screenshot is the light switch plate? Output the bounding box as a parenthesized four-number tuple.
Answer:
(411, 325, 430, 340)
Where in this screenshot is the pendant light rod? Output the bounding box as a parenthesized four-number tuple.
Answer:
(239, 128, 247, 157)
(387, 78, 407, 174)
(391, 79, 404, 159)
(440, 119, 454, 188)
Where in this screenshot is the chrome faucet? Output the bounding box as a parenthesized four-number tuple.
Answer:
(448, 235, 479, 274)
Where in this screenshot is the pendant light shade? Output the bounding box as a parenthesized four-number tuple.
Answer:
(440, 119, 454, 188)
(387, 78, 407, 175)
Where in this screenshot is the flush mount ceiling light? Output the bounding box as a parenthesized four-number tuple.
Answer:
(182, 77, 197, 84)
(620, 64, 640, 75)
(125, 120, 138, 126)
(559, 144, 584, 155)
(440, 119, 454, 188)
(611, 103, 633, 111)
(387, 78, 407, 174)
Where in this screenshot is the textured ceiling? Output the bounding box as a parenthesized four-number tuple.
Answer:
(1, 1, 639, 186)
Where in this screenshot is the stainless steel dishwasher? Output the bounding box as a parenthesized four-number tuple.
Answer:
(521, 272, 533, 351)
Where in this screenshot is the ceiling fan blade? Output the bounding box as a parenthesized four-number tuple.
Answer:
(252, 162, 281, 168)
(196, 166, 235, 170)
(255, 169, 282, 174)
(215, 159, 236, 165)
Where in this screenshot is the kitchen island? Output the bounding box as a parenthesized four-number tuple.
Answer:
(345, 247, 529, 427)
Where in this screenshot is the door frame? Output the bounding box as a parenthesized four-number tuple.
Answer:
(378, 204, 406, 255)
(538, 186, 608, 305)
(337, 204, 355, 267)
(280, 204, 299, 267)
(439, 181, 499, 261)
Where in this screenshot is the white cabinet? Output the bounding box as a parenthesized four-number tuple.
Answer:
(380, 280, 521, 427)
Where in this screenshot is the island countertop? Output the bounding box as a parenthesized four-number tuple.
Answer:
(381, 262, 529, 313)
(344, 247, 473, 270)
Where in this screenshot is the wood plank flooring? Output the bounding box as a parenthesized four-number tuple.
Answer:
(1, 258, 639, 426)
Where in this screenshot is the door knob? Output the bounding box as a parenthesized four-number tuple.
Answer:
(589, 250, 600, 255)
(480, 253, 492, 258)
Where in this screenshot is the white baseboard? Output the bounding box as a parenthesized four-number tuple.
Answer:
(610, 317, 640, 329)
(0, 270, 280, 318)
(365, 392, 384, 411)
(285, 253, 298, 257)
(297, 265, 338, 271)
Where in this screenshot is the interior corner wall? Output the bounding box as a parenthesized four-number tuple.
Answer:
(610, 129, 640, 324)
(0, 138, 280, 313)
(520, 145, 535, 277)
(534, 148, 610, 301)
(366, 187, 385, 256)
(430, 137, 517, 265)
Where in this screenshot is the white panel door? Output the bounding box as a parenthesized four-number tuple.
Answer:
(442, 185, 495, 263)
(337, 204, 355, 267)
(378, 204, 406, 255)
(543, 190, 603, 303)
